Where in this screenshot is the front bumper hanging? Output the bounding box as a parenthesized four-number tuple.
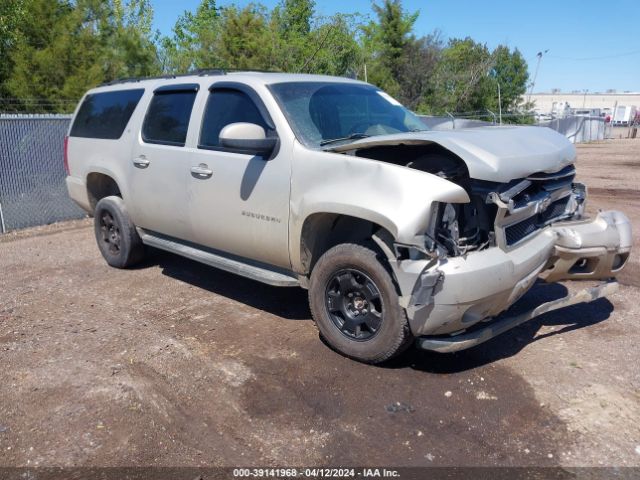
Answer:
(416, 281, 618, 353)
(388, 210, 631, 350)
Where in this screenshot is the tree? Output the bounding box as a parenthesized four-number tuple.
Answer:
(216, 4, 277, 70)
(488, 45, 529, 112)
(396, 33, 441, 111)
(4, 0, 160, 112)
(271, 0, 314, 72)
(0, 0, 26, 107)
(1, 0, 528, 116)
(423, 38, 530, 116)
(278, 0, 314, 37)
(6, 0, 101, 111)
(361, 0, 419, 97)
(91, 0, 160, 80)
(425, 37, 494, 114)
(160, 0, 221, 72)
(298, 14, 361, 76)
(161, 0, 362, 76)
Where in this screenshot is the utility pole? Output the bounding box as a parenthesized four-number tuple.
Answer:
(582, 89, 589, 108)
(527, 50, 548, 104)
(497, 81, 502, 125)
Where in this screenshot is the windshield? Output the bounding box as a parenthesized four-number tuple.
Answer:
(269, 82, 428, 148)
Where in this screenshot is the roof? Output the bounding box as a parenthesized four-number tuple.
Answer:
(93, 70, 365, 93)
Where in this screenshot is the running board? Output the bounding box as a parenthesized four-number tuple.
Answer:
(138, 230, 300, 287)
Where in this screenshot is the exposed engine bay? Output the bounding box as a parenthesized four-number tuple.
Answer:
(322, 128, 629, 348)
(349, 144, 584, 258)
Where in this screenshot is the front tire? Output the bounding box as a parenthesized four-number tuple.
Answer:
(94, 196, 144, 268)
(309, 243, 412, 364)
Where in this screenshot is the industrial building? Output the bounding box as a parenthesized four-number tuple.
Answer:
(528, 91, 640, 117)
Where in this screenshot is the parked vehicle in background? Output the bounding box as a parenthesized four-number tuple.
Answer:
(65, 71, 632, 363)
(534, 112, 554, 123)
(613, 105, 637, 126)
(571, 108, 601, 117)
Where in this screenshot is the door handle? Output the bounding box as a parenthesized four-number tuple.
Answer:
(191, 164, 213, 179)
(133, 156, 150, 168)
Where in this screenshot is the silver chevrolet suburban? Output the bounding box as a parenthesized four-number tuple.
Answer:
(65, 71, 632, 363)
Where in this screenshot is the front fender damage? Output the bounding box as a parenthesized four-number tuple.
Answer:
(375, 207, 632, 352)
(372, 231, 444, 333)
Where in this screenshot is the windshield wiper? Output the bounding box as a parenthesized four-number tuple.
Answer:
(320, 133, 370, 147)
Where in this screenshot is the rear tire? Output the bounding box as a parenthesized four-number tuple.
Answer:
(309, 243, 412, 364)
(94, 196, 144, 268)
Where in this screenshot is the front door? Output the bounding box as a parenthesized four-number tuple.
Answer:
(187, 84, 291, 269)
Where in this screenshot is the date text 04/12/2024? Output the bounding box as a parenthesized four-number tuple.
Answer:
(232, 468, 400, 478)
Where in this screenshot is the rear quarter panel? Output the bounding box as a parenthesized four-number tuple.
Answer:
(66, 87, 153, 212)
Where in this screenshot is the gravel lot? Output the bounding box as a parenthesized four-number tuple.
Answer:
(0, 139, 639, 468)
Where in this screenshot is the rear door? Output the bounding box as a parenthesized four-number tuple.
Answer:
(186, 83, 292, 269)
(127, 84, 199, 242)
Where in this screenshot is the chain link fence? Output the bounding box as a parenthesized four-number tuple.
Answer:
(0, 114, 86, 233)
(419, 111, 612, 143)
(0, 108, 628, 234)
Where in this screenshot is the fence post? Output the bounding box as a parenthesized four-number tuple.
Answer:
(445, 111, 455, 130)
(0, 201, 6, 234)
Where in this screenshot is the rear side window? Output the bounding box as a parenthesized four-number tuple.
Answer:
(199, 89, 269, 149)
(70, 89, 144, 139)
(141, 86, 198, 147)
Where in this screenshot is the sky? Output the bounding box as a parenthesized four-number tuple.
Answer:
(150, 0, 640, 93)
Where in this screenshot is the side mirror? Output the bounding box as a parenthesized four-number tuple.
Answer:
(219, 122, 277, 156)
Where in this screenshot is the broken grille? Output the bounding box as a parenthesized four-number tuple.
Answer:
(504, 196, 571, 246)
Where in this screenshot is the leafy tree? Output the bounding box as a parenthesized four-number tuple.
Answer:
(0, 0, 529, 117)
(297, 14, 362, 76)
(361, 0, 418, 97)
(278, 0, 314, 37)
(216, 4, 277, 70)
(95, 0, 160, 80)
(270, 0, 314, 72)
(426, 37, 493, 114)
(6, 0, 100, 111)
(424, 38, 530, 117)
(4, 0, 159, 112)
(487, 45, 529, 112)
(161, 0, 361, 76)
(161, 0, 221, 72)
(0, 0, 26, 106)
(397, 33, 442, 111)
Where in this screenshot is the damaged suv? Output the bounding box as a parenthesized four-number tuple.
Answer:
(65, 72, 632, 363)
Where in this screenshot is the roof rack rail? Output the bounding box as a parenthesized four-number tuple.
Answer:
(99, 68, 292, 87)
(192, 68, 227, 76)
(99, 69, 229, 87)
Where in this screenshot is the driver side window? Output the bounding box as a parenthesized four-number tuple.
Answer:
(199, 88, 269, 149)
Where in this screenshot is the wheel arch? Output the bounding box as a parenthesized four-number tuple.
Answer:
(296, 210, 397, 276)
(86, 171, 123, 212)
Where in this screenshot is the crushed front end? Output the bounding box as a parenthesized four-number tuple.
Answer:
(379, 163, 632, 351)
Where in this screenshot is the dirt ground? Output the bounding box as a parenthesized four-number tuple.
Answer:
(0, 139, 639, 469)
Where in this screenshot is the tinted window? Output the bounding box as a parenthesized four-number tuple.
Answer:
(199, 89, 268, 149)
(142, 90, 197, 146)
(70, 89, 144, 139)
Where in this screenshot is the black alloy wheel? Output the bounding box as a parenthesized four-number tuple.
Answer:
(325, 268, 384, 341)
(308, 243, 413, 363)
(99, 211, 121, 256)
(93, 195, 144, 268)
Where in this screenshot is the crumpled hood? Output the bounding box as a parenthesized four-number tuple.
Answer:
(326, 125, 576, 183)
